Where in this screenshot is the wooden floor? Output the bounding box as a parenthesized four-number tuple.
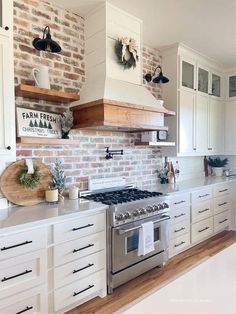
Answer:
(67, 230, 236, 314)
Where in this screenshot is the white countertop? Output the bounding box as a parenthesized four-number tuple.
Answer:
(0, 199, 107, 231)
(145, 176, 236, 195)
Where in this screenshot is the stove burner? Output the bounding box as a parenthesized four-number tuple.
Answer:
(82, 188, 162, 205)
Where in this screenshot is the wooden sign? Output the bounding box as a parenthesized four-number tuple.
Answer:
(16, 107, 62, 138)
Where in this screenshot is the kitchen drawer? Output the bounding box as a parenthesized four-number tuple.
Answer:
(213, 183, 232, 197)
(53, 212, 105, 244)
(191, 217, 213, 244)
(54, 269, 105, 312)
(169, 219, 190, 240)
(0, 285, 47, 314)
(169, 193, 190, 210)
(191, 187, 212, 203)
(170, 206, 190, 224)
(214, 210, 230, 233)
(54, 231, 105, 267)
(54, 250, 105, 289)
(191, 200, 213, 223)
(0, 250, 46, 299)
(0, 227, 47, 261)
(213, 195, 232, 215)
(169, 233, 190, 257)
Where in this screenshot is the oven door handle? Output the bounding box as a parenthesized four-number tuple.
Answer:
(117, 215, 170, 235)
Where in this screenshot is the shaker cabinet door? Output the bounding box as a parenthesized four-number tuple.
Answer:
(208, 98, 224, 154)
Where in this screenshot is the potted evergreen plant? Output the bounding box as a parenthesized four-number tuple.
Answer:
(207, 157, 228, 176)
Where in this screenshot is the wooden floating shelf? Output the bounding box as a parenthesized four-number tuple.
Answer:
(135, 141, 176, 147)
(17, 137, 80, 145)
(15, 84, 80, 104)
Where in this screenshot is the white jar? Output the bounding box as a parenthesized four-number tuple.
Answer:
(69, 186, 79, 199)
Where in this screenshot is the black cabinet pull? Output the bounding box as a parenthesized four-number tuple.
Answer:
(6, 146, 11, 150)
(73, 244, 94, 253)
(174, 241, 185, 247)
(174, 213, 185, 218)
(73, 263, 94, 274)
(219, 189, 228, 193)
(198, 193, 209, 198)
(198, 208, 210, 214)
(16, 306, 33, 314)
(218, 202, 227, 207)
(174, 227, 185, 233)
(198, 226, 209, 233)
(174, 200, 185, 205)
(73, 284, 94, 297)
(1, 240, 32, 251)
(219, 219, 228, 224)
(1, 269, 32, 282)
(72, 224, 94, 231)
(5, 26, 9, 31)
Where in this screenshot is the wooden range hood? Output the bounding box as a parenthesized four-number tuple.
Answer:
(71, 98, 175, 132)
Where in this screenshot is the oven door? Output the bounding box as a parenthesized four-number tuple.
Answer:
(111, 215, 169, 273)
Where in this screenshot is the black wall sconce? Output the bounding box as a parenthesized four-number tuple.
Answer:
(32, 26, 61, 53)
(144, 65, 169, 84)
(105, 147, 123, 160)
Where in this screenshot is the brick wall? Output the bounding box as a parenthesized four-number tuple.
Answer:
(14, 0, 163, 191)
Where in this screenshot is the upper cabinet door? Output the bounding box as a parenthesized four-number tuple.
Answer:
(211, 73, 221, 97)
(0, 0, 12, 37)
(180, 57, 196, 91)
(228, 75, 236, 98)
(197, 67, 209, 94)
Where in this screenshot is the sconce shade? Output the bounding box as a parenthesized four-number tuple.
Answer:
(144, 66, 169, 84)
(32, 26, 61, 53)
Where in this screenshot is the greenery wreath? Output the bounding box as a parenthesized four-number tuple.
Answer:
(115, 37, 139, 70)
(17, 166, 41, 189)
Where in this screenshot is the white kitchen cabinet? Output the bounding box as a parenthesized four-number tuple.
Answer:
(161, 43, 224, 156)
(0, 0, 15, 173)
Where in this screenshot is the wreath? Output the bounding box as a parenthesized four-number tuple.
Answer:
(17, 166, 41, 189)
(115, 37, 139, 69)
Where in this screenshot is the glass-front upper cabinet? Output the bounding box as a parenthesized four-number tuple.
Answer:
(211, 73, 221, 97)
(180, 57, 196, 91)
(198, 67, 209, 94)
(229, 75, 236, 98)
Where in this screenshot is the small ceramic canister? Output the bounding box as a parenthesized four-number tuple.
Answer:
(69, 186, 79, 200)
(45, 189, 58, 202)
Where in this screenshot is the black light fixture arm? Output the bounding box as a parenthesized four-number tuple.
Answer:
(43, 26, 51, 39)
(105, 147, 123, 160)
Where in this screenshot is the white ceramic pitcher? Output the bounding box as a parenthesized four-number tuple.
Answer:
(32, 65, 50, 89)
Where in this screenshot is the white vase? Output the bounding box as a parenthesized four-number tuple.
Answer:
(212, 167, 223, 177)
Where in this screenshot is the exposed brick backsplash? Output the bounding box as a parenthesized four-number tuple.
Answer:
(13, 0, 164, 191)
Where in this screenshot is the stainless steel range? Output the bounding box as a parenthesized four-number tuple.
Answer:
(81, 178, 170, 294)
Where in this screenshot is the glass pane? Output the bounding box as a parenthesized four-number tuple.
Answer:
(198, 68, 208, 93)
(182, 61, 194, 89)
(229, 76, 236, 97)
(212, 74, 221, 97)
(0, 1, 2, 28)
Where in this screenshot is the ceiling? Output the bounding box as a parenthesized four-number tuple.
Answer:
(51, 0, 236, 68)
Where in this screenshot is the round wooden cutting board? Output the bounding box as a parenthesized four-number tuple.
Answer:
(0, 159, 52, 206)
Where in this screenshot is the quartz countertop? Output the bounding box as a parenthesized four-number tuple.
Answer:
(0, 199, 107, 231)
(145, 176, 236, 195)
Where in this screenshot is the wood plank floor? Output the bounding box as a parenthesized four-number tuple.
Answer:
(67, 230, 236, 314)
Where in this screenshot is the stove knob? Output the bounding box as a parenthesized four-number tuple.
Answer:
(133, 210, 140, 217)
(162, 202, 169, 209)
(124, 211, 131, 219)
(153, 205, 159, 211)
(156, 204, 163, 211)
(116, 213, 125, 221)
(146, 206, 154, 213)
(140, 208, 147, 214)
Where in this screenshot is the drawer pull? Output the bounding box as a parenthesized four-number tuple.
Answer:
(72, 224, 94, 231)
(1, 269, 32, 282)
(73, 263, 94, 274)
(198, 208, 210, 214)
(174, 200, 185, 205)
(73, 244, 94, 253)
(198, 226, 209, 233)
(198, 193, 210, 198)
(73, 284, 94, 297)
(174, 241, 185, 247)
(174, 213, 185, 218)
(218, 202, 227, 207)
(16, 306, 33, 314)
(219, 219, 228, 224)
(174, 227, 186, 233)
(1, 240, 32, 251)
(219, 189, 228, 193)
